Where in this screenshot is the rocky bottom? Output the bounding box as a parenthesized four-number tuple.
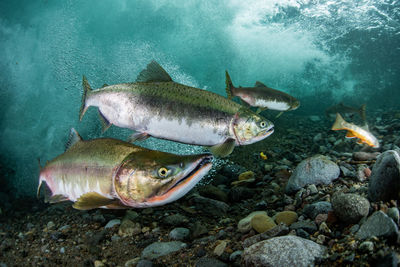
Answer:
(1, 111, 400, 267)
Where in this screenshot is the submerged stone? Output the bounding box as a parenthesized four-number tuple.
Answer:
(141, 241, 187, 260)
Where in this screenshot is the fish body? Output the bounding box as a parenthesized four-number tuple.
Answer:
(38, 129, 213, 210)
(331, 113, 379, 148)
(325, 103, 366, 121)
(225, 71, 300, 112)
(80, 61, 274, 157)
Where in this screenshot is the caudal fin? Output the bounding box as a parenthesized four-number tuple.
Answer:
(331, 113, 346, 130)
(359, 104, 366, 122)
(225, 70, 235, 99)
(80, 76, 92, 121)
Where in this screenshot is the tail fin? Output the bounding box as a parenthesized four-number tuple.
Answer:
(331, 113, 346, 130)
(37, 159, 44, 199)
(359, 104, 366, 122)
(80, 76, 92, 121)
(225, 70, 235, 99)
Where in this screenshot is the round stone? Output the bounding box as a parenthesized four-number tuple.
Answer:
(275, 211, 298, 226)
(250, 214, 276, 233)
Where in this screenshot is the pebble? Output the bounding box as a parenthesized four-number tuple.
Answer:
(229, 250, 242, 262)
(60, 247, 65, 254)
(191, 221, 208, 238)
(352, 151, 380, 161)
(238, 211, 268, 233)
(285, 155, 340, 193)
(228, 187, 253, 202)
(105, 219, 121, 229)
(191, 195, 230, 216)
(303, 201, 332, 220)
(198, 185, 228, 202)
(94, 260, 105, 267)
(124, 210, 139, 221)
(118, 219, 141, 237)
(47, 221, 55, 230)
(357, 164, 371, 181)
(242, 236, 326, 267)
(387, 207, 399, 224)
(124, 257, 140, 267)
(238, 170, 255, 181)
(250, 214, 276, 233)
(169, 227, 190, 241)
(307, 184, 318, 195)
(369, 150, 400, 202)
(356, 211, 399, 240)
(275, 211, 298, 226)
(243, 223, 289, 248)
(315, 213, 328, 225)
(359, 241, 374, 253)
(163, 214, 188, 226)
(195, 257, 228, 267)
(331, 193, 370, 224)
(141, 241, 187, 260)
(290, 220, 318, 234)
(137, 260, 153, 267)
(213, 240, 227, 256)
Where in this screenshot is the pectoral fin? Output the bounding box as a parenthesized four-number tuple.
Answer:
(72, 192, 115, 210)
(47, 194, 69, 204)
(257, 107, 268, 114)
(128, 132, 149, 142)
(209, 138, 236, 157)
(345, 131, 357, 138)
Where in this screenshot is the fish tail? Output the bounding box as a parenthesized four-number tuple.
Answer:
(80, 75, 92, 121)
(359, 104, 366, 122)
(225, 70, 235, 99)
(37, 158, 44, 199)
(331, 113, 346, 130)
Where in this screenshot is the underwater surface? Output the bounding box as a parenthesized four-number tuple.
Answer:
(0, 0, 400, 266)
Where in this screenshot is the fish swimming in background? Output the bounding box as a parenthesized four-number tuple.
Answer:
(325, 103, 366, 122)
(225, 71, 300, 117)
(37, 129, 213, 210)
(331, 113, 379, 148)
(79, 61, 274, 157)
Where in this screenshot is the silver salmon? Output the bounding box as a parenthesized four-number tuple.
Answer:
(79, 61, 274, 157)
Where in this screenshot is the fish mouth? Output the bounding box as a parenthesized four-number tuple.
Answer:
(166, 154, 214, 193)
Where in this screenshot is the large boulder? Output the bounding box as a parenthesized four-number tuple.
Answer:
(286, 155, 340, 193)
(242, 236, 326, 267)
(368, 150, 400, 202)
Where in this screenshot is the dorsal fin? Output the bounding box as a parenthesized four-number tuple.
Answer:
(255, 81, 267, 87)
(65, 128, 83, 151)
(136, 60, 172, 83)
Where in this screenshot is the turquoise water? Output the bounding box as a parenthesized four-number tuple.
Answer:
(0, 0, 399, 195)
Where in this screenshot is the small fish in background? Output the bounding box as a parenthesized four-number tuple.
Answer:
(331, 113, 379, 148)
(79, 61, 274, 157)
(225, 71, 300, 117)
(325, 102, 366, 122)
(37, 129, 213, 210)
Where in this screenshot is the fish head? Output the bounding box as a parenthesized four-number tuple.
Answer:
(114, 151, 213, 207)
(290, 98, 300, 110)
(232, 108, 274, 145)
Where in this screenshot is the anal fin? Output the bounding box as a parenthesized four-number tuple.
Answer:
(128, 132, 149, 143)
(209, 138, 236, 157)
(345, 131, 357, 138)
(72, 192, 115, 210)
(98, 110, 112, 133)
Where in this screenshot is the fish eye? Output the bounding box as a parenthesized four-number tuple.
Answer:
(158, 167, 169, 178)
(259, 121, 267, 128)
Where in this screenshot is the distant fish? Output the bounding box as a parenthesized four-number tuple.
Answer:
(225, 71, 300, 116)
(325, 103, 366, 121)
(37, 129, 213, 210)
(79, 61, 274, 157)
(331, 113, 379, 148)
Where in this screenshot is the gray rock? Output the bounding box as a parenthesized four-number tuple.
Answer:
(118, 219, 141, 237)
(191, 221, 208, 238)
(242, 236, 326, 267)
(229, 250, 243, 262)
(137, 260, 153, 267)
(285, 155, 340, 193)
(243, 223, 289, 248)
(331, 193, 370, 224)
(356, 211, 399, 240)
(387, 207, 399, 224)
(169, 227, 190, 240)
(191, 195, 229, 216)
(195, 257, 228, 267)
(163, 214, 188, 226)
(124, 210, 139, 221)
(352, 152, 380, 161)
(141, 241, 187, 260)
(369, 150, 400, 202)
(198, 185, 228, 202)
(105, 219, 121, 229)
(359, 241, 374, 253)
(303, 202, 332, 219)
(290, 220, 318, 234)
